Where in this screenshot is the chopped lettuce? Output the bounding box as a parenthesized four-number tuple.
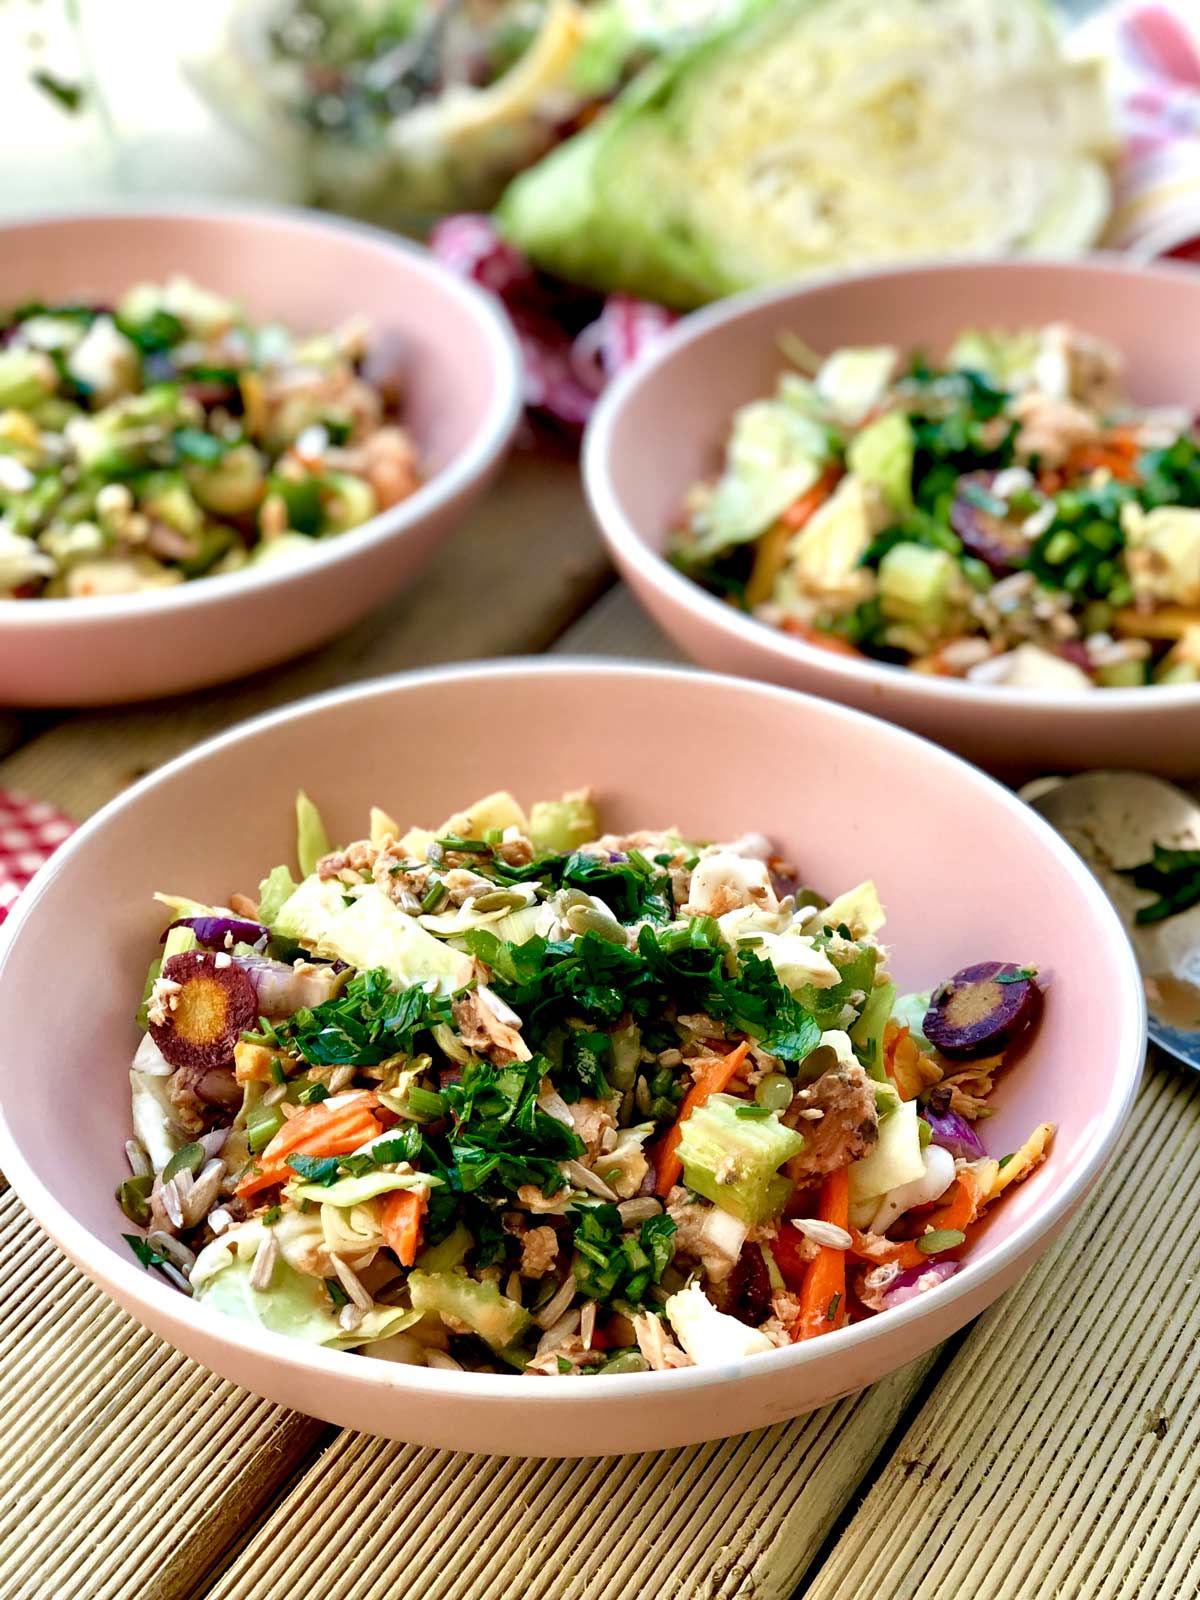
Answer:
(683, 391, 833, 559)
(785, 476, 881, 603)
(676, 1092, 804, 1223)
(317, 885, 474, 994)
(257, 863, 299, 927)
(947, 328, 1042, 388)
(289, 1170, 438, 1208)
(815, 347, 897, 428)
(408, 1270, 531, 1351)
(271, 874, 349, 950)
(847, 410, 914, 513)
(812, 880, 886, 939)
(847, 1088, 923, 1203)
(438, 789, 528, 840)
(295, 790, 332, 879)
(529, 793, 599, 854)
(194, 1252, 419, 1349)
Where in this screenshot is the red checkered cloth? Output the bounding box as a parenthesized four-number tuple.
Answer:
(0, 791, 75, 925)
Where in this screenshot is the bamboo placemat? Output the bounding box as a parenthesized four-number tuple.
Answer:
(0, 1180, 327, 1600)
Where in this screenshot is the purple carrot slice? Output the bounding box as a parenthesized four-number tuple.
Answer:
(149, 950, 259, 1071)
(923, 962, 1043, 1059)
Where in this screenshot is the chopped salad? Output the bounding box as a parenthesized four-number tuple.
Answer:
(0, 277, 419, 600)
(119, 788, 1052, 1375)
(670, 324, 1200, 691)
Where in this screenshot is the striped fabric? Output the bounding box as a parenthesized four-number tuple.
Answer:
(1083, 2, 1200, 258)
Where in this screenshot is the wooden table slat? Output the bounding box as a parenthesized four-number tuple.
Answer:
(199, 1358, 937, 1600)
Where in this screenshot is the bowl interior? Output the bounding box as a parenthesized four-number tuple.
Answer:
(0, 665, 1140, 1331)
(0, 210, 505, 485)
(600, 258, 1200, 558)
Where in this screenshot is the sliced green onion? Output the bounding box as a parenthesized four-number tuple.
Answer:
(754, 1073, 794, 1112)
(297, 1081, 329, 1106)
(268, 1057, 287, 1085)
(162, 1142, 204, 1182)
(735, 1103, 773, 1119)
(825, 1291, 841, 1322)
(420, 880, 447, 913)
(917, 1228, 966, 1255)
(246, 1103, 285, 1154)
(436, 835, 491, 854)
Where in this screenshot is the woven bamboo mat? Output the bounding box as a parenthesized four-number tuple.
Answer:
(0, 1180, 327, 1600)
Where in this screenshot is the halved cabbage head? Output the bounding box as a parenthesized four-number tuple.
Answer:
(499, 0, 1115, 307)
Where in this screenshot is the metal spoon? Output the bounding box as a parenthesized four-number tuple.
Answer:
(1023, 770, 1200, 1072)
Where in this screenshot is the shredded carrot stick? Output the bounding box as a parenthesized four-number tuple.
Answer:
(744, 469, 842, 608)
(236, 1091, 384, 1199)
(782, 467, 842, 529)
(780, 618, 865, 659)
(794, 1169, 850, 1340)
(380, 1187, 427, 1266)
(653, 1040, 752, 1199)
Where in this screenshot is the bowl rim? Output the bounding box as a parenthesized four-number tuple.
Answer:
(583, 251, 1200, 717)
(0, 658, 1146, 1407)
(0, 199, 524, 624)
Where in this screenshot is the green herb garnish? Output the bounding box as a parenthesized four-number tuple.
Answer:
(286, 1154, 342, 1185)
(1118, 842, 1200, 924)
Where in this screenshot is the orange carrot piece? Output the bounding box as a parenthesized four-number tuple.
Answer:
(236, 1091, 384, 1199)
(780, 618, 865, 659)
(653, 1040, 752, 1199)
(380, 1187, 427, 1266)
(782, 467, 841, 529)
(793, 1169, 850, 1340)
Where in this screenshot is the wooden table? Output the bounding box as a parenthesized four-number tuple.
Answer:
(1, 453, 1195, 1600)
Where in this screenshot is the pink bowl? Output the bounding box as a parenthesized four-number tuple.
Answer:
(0, 662, 1144, 1455)
(0, 205, 522, 706)
(584, 257, 1200, 776)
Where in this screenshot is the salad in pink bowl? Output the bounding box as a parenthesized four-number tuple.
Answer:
(118, 784, 1052, 1377)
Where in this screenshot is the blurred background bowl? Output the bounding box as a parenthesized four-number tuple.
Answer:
(584, 256, 1200, 777)
(0, 205, 522, 706)
(0, 661, 1144, 1454)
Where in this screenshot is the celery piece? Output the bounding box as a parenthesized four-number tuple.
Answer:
(850, 980, 897, 1083)
(676, 1093, 804, 1225)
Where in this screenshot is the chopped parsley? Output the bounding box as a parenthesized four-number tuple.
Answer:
(571, 1205, 676, 1304)
(286, 1154, 342, 1185)
(123, 1233, 171, 1271)
(1118, 842, 1200, 925)
(266, 967, 454, 1066)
